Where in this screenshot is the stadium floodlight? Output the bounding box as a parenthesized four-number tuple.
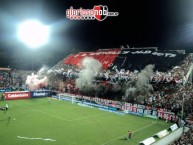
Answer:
(17, 20, 50, 48)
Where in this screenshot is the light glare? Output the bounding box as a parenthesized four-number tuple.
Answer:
(17, 20, 49, 48)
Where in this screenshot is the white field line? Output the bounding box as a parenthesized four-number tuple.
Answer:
(13, 103, 108, 122)
(17, 136, 56, 141)
(102, 122, 156, 145)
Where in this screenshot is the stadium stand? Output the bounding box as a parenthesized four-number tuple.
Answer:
(0, 68, 11, 89)
(1, 47, 193, 144)
(169, 128, 193, 145)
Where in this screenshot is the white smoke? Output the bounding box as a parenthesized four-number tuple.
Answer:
(125, 87, 136, 96)
(37, 65, 49, 76)
(125, 64, 154, 98)
(26, 66, 49, 90)
(76, 57, 102, 90)
(136, 64, 154, 92)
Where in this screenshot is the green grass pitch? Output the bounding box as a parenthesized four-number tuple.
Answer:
(0, 98, 172, 145)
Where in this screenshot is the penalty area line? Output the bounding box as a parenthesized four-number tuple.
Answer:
(102, 122, 156, 145)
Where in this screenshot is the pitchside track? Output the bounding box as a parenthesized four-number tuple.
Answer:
(0, 98, 172, 145)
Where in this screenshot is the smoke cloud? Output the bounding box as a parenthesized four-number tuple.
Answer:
(26, 66, 49, 90)
(76, 57, 102, 91)
(125, 64, 154, 100)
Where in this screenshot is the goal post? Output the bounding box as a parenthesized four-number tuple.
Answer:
(58, 93, 76, 104)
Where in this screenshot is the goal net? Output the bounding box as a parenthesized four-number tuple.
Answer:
(58, 93, 76, 104)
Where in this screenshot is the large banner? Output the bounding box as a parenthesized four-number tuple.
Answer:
(121, 50, 177, 57)
(157, 109, 177, 122)
(0, 89, 11, 92)
(58, 93, 178, 122)
(30, 90, 51, 98)
(123, 103, 144, 116)
(5, 91, 30, 100)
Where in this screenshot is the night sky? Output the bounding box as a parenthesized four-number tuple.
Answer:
(0, 0, 193, 70)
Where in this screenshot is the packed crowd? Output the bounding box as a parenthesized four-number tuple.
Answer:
(0, 52, 191, 90)
(0, 70, 36, 90)
(186, 113, 193, 125)
(170, 128, 193, 145)
(11, 70, 35, 87)
(46, 54, 193, 115)
(49, 54, 192, 86)
(0, 72, 11, 89)
(151, 54, 192, 84)
(146, 83, 193, 117)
